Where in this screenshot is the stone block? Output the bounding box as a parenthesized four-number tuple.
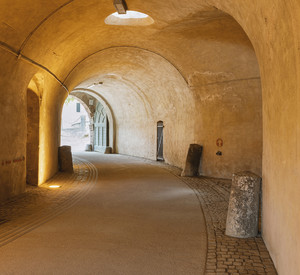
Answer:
(104, 147, 112, 154)
(226, 171, 261, 238)
(181, 144, 203, 177)
(85, 144, 93, 151)
(58, 146, 74, 173)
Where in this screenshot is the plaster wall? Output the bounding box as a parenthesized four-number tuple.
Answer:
(0, 53, 35, 202)
(205, 2, 300, 274)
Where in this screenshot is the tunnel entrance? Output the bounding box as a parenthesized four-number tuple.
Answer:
(26, 89, 39, 186)
(157, 121, 164, 161)
(61, 96, 90, 152)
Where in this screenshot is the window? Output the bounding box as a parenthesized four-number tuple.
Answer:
(76, 103, 81, 113)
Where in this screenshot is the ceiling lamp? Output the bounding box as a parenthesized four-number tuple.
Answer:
(105, 11, 154, 26)
(87, 81, 104, 88)
(114, 0, 127, 14)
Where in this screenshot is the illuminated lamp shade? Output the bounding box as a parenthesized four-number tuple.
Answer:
(105, 11, 154, 26)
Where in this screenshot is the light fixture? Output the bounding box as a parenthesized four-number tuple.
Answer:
(105, 11, 154, 26)
(87, 81, 103, 88)
(49, 185, 61, 189)
(114, 0, 127, 14)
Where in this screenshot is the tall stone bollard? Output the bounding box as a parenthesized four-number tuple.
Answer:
(181, 144, 203, 177)
(58, 146, 74, 173)
(225, 171, 261, 238)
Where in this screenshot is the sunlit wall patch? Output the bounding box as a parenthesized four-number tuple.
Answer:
(105, 11, 154, 26)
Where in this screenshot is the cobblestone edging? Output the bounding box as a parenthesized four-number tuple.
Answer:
(0, 157, 98, 247)
(0, 154, 278, 274)
(154, 162, 277, 275)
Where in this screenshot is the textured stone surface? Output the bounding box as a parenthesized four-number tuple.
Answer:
(58, 146, 74, 173)
(0, 153, 207, 274)
(143, 157, 277, 274)
(226, 172, 261, 238)
(181, 144, 203, 177)
(0, 153, 277, 274)
(0, 157, 94, 247)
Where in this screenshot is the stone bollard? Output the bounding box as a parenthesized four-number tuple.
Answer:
(104, 147, 112, 154)
(181, 144, 203, 177)
(85, 144, 93, 151)
(225, 171, 261, 238)
(58, 146, 73, 173)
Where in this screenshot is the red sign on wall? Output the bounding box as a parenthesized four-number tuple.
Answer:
(216, 138, 223, 147)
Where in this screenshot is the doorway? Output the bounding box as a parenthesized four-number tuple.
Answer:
(94, 102, 108, 152)
(61, 96, 90, 152)
(157, 121, 164, 161)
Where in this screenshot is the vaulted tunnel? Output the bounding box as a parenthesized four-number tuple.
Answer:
(62, 43, 261, 178)
(0, 1, 300, 274)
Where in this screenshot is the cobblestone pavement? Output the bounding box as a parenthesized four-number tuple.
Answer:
(0, 154, 277, 275)
(0, 156, 97, 247)
(147, 160, 277, 275)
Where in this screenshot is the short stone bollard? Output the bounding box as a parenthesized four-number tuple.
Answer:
(225, 171, 261, 238)
(85, 144, 93, 151)
(58, 146, 73, 173)
(104, 147, 112, 154)
(181, 144, 203, 177)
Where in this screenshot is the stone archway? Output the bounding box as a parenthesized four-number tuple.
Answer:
(72, 88, 116, 153)
(94, 102, 109, 152)
(66, 93, 94, 150)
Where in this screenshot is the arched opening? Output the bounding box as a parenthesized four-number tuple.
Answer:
(61, 96, 91, 152)
(94, 102, 109, 153)
(157, 121, 164, 161)
(72, 89, 116, 153)
(26, 89, 39, 186)
(65, 47, 193, 163)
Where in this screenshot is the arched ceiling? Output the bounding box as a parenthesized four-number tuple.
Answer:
(68, 47, 193, 123)
(0, 0, 261, 174)
(0, 0, 216, 50)
(0, 0, 261, 166)
(0, 0, 255, 84)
